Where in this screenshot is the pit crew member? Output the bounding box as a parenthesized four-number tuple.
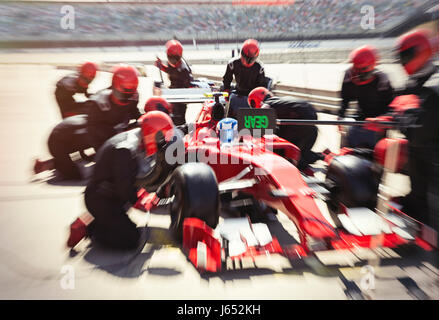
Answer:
(366, 30, 439, 232)
(55, 61, 98, 119)
(223, 39, 268, 118)
(248, 87, 323, 173)
(34, 64, 141, 180)
(338, 45, 395, 148)
(155, 39, 193, 125)
(67, 111, 182, 250)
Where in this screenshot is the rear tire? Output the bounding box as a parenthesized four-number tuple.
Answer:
(169, 163, 220, 240)
(325, 154, 381, 226)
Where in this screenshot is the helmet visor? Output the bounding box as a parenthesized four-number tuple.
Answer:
(155, 103, 170, 115)
(167, 54, 181, 67)
(352, 67, 375, 82)
(113, 88, 136, 104)
(241, 52, 258, 66)
(398, 46, 416, 66)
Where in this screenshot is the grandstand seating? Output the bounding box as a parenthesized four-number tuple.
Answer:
(0, 0, 433, 43)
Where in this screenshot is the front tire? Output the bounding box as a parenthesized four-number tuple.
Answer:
(169, 163, 220, 240)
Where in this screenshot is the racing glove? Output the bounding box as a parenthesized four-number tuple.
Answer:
(133, 188, 158, 212)
(389, 94, 420, 114)
(154, 58, 167, 72)
(364, 116, 394, 132)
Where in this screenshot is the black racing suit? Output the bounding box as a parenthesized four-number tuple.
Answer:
(223, 58, 267, 118)
(339, 68, 395, 148)
(263, 96, 320, 170)
(48, 89, 140, 180)
(160, 59, 194, 125)
(55, 74, 90, 119)
(48, 115, 89, 180)
(394, 62, 439, 232)
(85, 127, 183, 249)
(86, 89, 141, 151)
(85, 129, 147, 249)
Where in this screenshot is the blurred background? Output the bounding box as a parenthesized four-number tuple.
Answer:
(1, 0, 438, 46)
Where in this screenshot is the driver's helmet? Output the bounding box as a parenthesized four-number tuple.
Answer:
(216, 118, 238, 146)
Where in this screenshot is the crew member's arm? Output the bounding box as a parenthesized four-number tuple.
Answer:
(379, 76, 395, 115)
(155, 57, 169, 73)
(256, 64, 267, 88)
(179, 62, 194, 88)
(338, 73, 352, 119)
(222, 61, 234, 91)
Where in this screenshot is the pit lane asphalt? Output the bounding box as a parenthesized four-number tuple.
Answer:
(0, 61, 437, 300)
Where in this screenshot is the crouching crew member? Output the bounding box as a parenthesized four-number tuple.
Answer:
(67, 111, 181, 250)
(55, 61, 98, 119)
(35, 64, 141, 180)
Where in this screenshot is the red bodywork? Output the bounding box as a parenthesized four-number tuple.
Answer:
(185, 101, 336, 245)
(148, 100, 434, 272)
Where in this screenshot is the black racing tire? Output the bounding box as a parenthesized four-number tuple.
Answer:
(325, 154, 381, 227)
(136, 149, 176, 193)
(169, 162, 220, 241)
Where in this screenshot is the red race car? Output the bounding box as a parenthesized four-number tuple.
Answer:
(139, 92, 437, 273)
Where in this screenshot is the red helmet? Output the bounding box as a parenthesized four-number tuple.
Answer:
(77, 61, 98, 88)
(241, 39, 260, 67)
(144, 96, 172, 114)
(111, 64, 139, 105)
(349, 45, 377, 85)
(248, 87, 271, 108)
(139, 111, 174, 157)
(166, 40, 183, 67)
(396, 29, 433, 75)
